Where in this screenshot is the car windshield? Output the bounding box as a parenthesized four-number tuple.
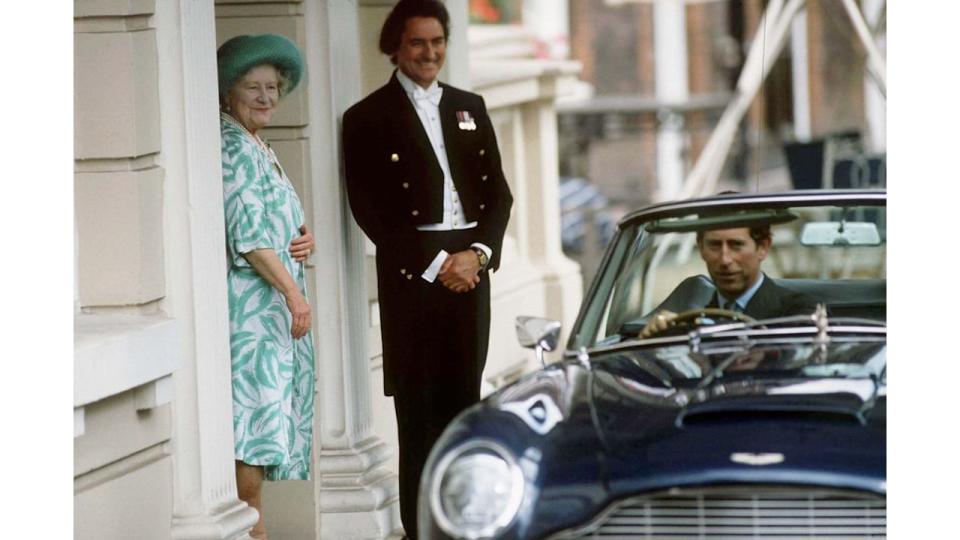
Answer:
(571, 193, 886, 350)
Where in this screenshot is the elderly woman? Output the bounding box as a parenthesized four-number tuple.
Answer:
(217, 34, 314, 539)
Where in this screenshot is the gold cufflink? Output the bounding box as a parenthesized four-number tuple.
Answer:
(391, 153, 399, 162)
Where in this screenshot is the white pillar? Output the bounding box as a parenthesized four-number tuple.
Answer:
(523, 0, 571, 59)
(519, 85, 583, 350)
(308, 1, 401, 538)
(790, 8, 811, 141)
(653, 0, 689, 201)
(862, 0, 886, 152)
(160, 1, 258, 538)
(444, 0, 471, 88)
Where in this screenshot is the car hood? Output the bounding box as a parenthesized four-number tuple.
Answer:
(482, 342, 886, 538)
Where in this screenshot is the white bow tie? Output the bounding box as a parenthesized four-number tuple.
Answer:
(412, 85, 443, 107)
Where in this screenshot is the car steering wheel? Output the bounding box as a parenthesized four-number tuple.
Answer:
(644, 308, 757, 338)
(671, 307, 756, 325)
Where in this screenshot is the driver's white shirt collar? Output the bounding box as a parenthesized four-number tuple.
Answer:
(717, 273, 765, 311)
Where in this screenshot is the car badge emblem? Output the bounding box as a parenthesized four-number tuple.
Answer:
(730, 452, 785, 466)
(501, 394, 562, 435)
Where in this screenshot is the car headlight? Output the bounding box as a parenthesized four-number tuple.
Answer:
(429, 439, 524, 539)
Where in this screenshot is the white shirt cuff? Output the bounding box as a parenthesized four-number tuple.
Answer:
(421, 249, 449, 283)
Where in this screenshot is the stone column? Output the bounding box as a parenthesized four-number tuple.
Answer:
(444, 0, 470, 87)
(160, 1, 258, 538)
(309, 1, 401, 538)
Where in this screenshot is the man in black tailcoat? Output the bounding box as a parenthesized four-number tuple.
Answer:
(341, 1, 513, 537)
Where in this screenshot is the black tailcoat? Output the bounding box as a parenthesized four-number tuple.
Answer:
(342, 74, 514, 537)
(342, 73, 513, 396)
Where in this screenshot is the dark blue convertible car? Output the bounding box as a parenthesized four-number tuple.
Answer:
(419, 190, 886, 540)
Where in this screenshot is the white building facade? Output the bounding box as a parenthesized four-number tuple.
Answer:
(73, 1, 581, 538)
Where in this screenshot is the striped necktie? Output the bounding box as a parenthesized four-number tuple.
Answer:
(724, 300, 742, 312)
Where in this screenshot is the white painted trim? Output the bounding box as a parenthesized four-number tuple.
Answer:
(471, 60, 581, 109)
(134, 375, 174, 411)
(74, 407, 86, 438)
(74, 314, 179, 407)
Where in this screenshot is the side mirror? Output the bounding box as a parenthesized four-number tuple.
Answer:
(515, 316, 561, 367)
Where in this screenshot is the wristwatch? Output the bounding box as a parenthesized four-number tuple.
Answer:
(471, 247, 489, 271)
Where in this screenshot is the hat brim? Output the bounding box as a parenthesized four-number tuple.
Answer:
(217, 34, 305, 98)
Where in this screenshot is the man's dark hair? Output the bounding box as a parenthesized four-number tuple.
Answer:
(696, 225, 772, 246)
(379, 0, 451, 65)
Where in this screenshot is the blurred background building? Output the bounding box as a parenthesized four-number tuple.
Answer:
(516, 0, 884, 286)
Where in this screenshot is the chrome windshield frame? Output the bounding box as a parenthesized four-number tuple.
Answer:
(564, 320, 887, 359)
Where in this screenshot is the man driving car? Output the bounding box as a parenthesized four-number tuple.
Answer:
(641, 223, 817, 338)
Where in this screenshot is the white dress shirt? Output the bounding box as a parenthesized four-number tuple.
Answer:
(716, 273, 766, 311)
(394, 70, 492, 282)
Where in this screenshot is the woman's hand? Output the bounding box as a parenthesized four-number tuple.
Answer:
(286, 291, 312, 339)
(290, 225, 315, 262)
(241, 248, 313, 340)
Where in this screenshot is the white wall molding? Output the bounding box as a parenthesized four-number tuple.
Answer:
(74, 314, 178, 407)
(73, 312, 177, 440)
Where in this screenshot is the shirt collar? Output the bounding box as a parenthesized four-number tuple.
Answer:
(395, 69, 440, 99)
(718, 273, 765, 310)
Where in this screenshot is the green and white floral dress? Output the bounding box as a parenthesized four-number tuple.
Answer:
(221, 113, 315, 480)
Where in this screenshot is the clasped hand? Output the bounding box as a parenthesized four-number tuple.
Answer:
(438, 250, 481, 293)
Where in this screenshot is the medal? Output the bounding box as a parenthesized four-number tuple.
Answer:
(456, 110, 477, 131)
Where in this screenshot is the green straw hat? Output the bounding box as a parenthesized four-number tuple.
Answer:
(217, 34, 305, 98)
